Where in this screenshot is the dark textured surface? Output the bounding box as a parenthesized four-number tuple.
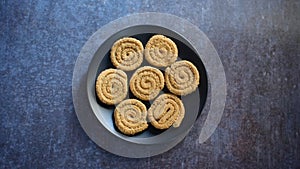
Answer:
(1, 0, 299, 168)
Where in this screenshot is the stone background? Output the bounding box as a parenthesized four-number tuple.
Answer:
(1, 0, 299, 168)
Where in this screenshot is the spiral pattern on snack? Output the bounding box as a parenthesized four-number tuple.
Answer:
(165, 60, 200, 96)
(110, 37, 144, 71)
(145, 35, 178, 67)
(114, 99, 148, 135)
(148, 94, 185, 129)
(95, 69, 128, 105)
(130, 66, 164, 101)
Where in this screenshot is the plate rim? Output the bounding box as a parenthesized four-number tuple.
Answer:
(72, 12, 226, 158)
(86, 24, 206, 145)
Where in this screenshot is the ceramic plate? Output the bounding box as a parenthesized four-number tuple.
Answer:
(72, 13, 225, 158)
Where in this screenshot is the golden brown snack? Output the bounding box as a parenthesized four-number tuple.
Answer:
(95, 69, 128, 105)
(148, 94, 185, 129)
(165, 60, 200, 96)
(144, 35, 178, 67)
(114, 99, 148, 135)
(110, 37, 144, 71)
(130, 66, 164, 101)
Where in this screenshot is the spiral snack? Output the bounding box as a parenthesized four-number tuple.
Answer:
(114, 99, 148, 135)
(110, 37, 144, 71)
(165, 60, 200, 96)
(148, 94, 185, 129)
(145, 35, 178, 67)
(95, 69, 128, 105)
(130, 66, 164, 101)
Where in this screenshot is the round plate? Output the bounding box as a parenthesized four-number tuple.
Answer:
(87, 28, 208, 144)
(72, 13, 226, 158)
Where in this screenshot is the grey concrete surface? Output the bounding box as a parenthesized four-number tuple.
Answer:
(1, 0, 299, 168)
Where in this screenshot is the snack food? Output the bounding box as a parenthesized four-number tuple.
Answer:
(114, 99, 148, 135)
(144, 35, 178, 67)
(148, 93, 185, 129)
(165, 60, 200, 96)
(95, 69, 128, 105)
(130, 66, 164, 101)
(110, 37, 144, 71)
(95, 34, 200, 136)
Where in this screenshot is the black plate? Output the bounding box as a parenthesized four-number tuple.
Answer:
(87, 26, 207, 144)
